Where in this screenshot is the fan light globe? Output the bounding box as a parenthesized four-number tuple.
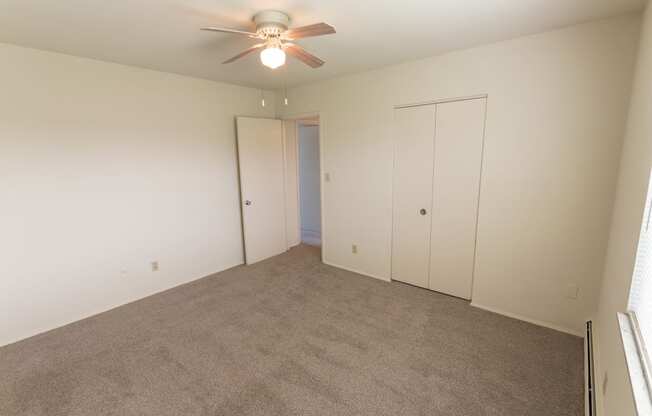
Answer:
(260, 47, 286, 69)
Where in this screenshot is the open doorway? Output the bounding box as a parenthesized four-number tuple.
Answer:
(297, 119, 321, 246)
(282, 115, 322, 252)
(236, 114, 323, 265)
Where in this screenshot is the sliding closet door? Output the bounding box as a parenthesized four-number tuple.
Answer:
(392, 105, 436, 288)
(429, 98, 486, 299)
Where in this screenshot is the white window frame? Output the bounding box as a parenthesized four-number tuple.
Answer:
(630, 312, 652, 391)
(622, 168, 652, 414)
(619, 312, 652, 414)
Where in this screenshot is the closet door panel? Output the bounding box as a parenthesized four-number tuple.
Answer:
(429, 99, 486, 299)
(392, 105, 436, 288)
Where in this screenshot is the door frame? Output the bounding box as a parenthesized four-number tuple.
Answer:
(281, 111, 325, 262)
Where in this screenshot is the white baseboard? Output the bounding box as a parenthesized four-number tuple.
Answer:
(287, 239, 301, 249)
(1, 260, 245, 348)
(320, 259, 583, 338)
(470, 302, 584, 337)
(319, 264, 582, 337)
(322, 260, 391, 283)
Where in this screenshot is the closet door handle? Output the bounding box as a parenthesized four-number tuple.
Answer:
(419, 208, 427, 216)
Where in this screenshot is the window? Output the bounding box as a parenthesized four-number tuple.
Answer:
(629, 170, 652, 357)
(623, 169, 652, 414)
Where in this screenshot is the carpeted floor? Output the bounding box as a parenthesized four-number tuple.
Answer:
(0, 245, 584, 416)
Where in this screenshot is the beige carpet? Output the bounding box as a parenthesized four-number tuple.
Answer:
(0, 245, 583, 416)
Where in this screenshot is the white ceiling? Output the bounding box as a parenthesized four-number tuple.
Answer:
(0, 0, 645, 89)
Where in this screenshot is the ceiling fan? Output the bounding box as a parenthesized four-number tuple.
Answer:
(201, 10, 335, 70)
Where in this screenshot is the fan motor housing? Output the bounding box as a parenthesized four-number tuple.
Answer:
(253, 10, 290, 37)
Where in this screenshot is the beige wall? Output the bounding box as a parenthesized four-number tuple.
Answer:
(0, 43, 274, 346)
(277, 15, 641, 335)
(595, 4, 652, 415)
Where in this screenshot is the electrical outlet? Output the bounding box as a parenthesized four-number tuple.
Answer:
(352, 244, 358, 254)
(151, 261, 159, 272)
(565, 284, 579, 300)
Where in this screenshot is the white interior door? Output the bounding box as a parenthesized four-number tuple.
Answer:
(391, 105, 436, 288)
(282, 119, 301, 248)
(429, 98, 486, 299)
(236, 117, 287, 264)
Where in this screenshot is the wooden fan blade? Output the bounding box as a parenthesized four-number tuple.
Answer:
(223, 44, 265, 64)
(283, 43, 325, 68)
(201, 27, 260, 38)
(282, 23, 335, 40)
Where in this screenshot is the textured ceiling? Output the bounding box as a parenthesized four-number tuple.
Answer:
(0, 0, 645, 88)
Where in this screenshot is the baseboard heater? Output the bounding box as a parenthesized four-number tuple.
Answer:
(586, 321, 597, 416)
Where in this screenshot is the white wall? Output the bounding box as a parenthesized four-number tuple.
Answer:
(277, 15, 641, 335)
(299, 124, 321, 244)
(0, 43, 274, 347)
(594, 4, 652, 415)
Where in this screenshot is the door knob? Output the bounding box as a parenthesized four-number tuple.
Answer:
(420, 208, 427, 215)
(244, 200, 252, 206)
